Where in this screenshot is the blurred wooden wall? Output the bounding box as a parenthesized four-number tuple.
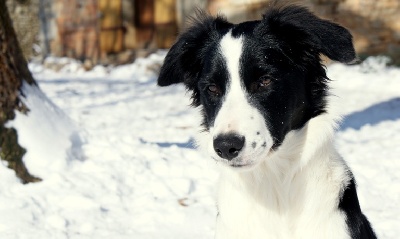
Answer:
(50, 0, 178, 64)
(42, 0, 400, 64)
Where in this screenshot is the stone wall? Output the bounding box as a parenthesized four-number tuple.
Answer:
(207, 0, 400, 64)
(6, 0, 40, 60)
(311, 0, 400, 64)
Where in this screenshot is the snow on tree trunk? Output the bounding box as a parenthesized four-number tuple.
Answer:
(0, 0, 82, 183)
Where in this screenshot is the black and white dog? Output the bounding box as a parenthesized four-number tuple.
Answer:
(158, 5, 376, 239)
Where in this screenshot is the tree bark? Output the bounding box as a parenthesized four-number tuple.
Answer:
(0, 0, 41, 183)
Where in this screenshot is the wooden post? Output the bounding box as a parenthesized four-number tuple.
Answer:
(134, 0, 155, 49)
(154, 0, 178, 49)
(99, 0, 124, 56)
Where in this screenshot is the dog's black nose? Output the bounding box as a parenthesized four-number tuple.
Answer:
(213, 134, 245, 160)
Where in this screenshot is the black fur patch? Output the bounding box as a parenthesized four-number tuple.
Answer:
(339, 177, 377, 239)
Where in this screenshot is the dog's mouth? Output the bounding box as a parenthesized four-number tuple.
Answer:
(230, 161, 254, 168)
(231, 163, 246, 168)
(228, 160, 261, 171)
(212, 156, 257, 170)
(231, 164, 254, 171)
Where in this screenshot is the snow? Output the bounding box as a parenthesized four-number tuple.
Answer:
(6, 82, 82, 177)
(0, 53, 399, 238)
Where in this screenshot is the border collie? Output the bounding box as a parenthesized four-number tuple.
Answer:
(157, 5, 376, 239)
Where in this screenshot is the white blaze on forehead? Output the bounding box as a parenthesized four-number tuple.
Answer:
(215, 32, 250, 133)
(209, 31, 273, 165)
(219, 32, 243, 92)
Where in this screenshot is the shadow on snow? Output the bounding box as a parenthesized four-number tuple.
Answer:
(140, 138, 196, 150)
(340, 97, 400, 131)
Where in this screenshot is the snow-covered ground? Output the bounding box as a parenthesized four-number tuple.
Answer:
(0, 53, 399, 238)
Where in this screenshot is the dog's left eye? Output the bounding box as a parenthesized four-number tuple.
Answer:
(258, 76, 272, 88)
(250, 76, 273, 93)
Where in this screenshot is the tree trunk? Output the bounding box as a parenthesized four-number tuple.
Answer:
(0, 0, 41, 183)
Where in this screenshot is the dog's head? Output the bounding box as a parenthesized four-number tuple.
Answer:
(158, 5, 355, 170)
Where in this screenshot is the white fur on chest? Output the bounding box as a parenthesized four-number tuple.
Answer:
(214, 115, 351, 239)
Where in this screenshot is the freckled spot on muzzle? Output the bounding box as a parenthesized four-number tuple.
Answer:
(261, 142, 267, 148)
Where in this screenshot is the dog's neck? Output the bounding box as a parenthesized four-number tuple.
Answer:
(216, 112, 348, 212)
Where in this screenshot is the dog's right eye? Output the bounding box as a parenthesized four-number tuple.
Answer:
(207, 84, 222, 97)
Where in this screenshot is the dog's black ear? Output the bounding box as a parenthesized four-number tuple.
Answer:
(158, 12, 232, 87)
(260, 5, 356, 63)
(157, 39, 188, 86)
